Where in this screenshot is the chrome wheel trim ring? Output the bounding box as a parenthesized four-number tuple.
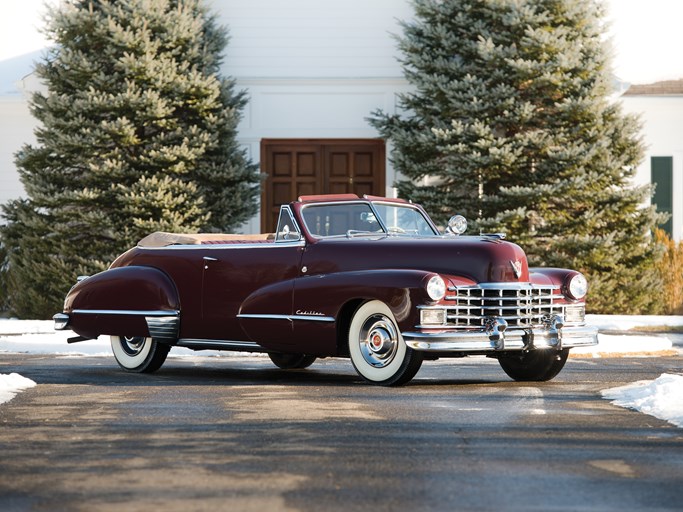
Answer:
(120, 336, 147, 357)
(359, 314, 399, 368)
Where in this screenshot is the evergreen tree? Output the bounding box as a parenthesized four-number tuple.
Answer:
(0, 0, 259, 318)
(370, 0, 664, 314)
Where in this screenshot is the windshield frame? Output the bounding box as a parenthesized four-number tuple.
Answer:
(298, 199, 440, 239)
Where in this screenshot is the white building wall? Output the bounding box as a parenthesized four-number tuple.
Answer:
(212, 0, 411, 79)
(620, 95, 683, 240)
(0, 99, 36, 207)
(209, 0, 414, 232)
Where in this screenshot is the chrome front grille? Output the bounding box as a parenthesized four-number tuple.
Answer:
(444, 284, 564, 329)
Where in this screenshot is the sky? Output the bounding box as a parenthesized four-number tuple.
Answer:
(0, 0, 682, 85)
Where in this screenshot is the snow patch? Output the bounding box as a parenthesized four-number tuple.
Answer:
(587, 314, 683, 331)
(602, 373, 683, 428)
(571, 333, 674, 357)
(0, 319, 57, 335)
(0, 321, 264, 359)
(0, 373, 37, 405)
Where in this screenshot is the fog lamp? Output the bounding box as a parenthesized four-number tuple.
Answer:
(564, 305, 585, 323)
(420, 309, 446, 326)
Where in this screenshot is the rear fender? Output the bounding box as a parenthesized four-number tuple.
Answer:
(63, 266, 180, 341)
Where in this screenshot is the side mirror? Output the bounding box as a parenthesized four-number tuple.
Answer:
(281, 224, 300, 241)
(360, 212, 377, 224)
(446, 215, 467, 236)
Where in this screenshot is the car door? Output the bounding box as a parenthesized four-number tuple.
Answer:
(200, 207, 304, 345)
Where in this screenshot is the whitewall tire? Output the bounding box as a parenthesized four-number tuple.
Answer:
(348, 300, 423, 386)
(110, 336, 170, 373)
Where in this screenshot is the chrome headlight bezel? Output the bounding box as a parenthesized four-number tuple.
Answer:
(566, 273, 588, 301)
(426, 275, 446, 302)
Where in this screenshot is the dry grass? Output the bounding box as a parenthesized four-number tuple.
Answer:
(655, 229, 683, 315)
(628, 325, 683, 333)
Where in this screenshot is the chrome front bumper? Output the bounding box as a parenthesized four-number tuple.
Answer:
(403, 315, 598, 353)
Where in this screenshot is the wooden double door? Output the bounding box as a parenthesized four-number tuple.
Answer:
(260, 139, 386, 233)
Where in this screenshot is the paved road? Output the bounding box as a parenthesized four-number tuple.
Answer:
(1, 352, 682, 512)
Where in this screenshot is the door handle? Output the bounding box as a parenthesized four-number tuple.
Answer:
(203, 256, 218, 269)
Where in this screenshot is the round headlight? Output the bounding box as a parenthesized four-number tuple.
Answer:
(426, 275, 446, 301)
(567, 273, 588, 300)
(447, 215, 467, 235)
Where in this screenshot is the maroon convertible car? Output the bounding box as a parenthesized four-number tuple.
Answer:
(54, 194, 598, 385)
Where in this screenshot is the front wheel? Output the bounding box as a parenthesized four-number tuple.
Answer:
(268, 353, 317, 369)
(111, 336, 170, 373)
(498, 349, 569, 382)
(348, 300, 423, 386)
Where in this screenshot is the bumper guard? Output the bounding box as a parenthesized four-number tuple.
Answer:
(403, 314, 598, 353)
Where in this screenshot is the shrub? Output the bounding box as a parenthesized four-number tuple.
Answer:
(655, 229, 683, 315)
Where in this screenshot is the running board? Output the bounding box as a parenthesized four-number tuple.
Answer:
(176, 339, 265, 352)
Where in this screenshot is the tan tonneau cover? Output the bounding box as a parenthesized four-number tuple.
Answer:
(138, 231, 274, 248)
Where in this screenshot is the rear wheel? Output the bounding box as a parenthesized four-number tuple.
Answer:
(498, 349, 569, 382)
(110, 336, 170, 373)
(268, 353, 317, 369)
(348, 300, 423, 386)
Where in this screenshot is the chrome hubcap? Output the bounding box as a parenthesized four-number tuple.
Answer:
(359, 314, 398, 368)
(120, 336, 146, 357)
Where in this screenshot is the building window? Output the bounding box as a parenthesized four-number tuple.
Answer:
(651, 156, 673, 236)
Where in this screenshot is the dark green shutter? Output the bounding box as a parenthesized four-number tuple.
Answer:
(651, 156, 673, 236)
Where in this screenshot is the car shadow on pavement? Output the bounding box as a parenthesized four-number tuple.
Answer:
(3, 353, 508, 388)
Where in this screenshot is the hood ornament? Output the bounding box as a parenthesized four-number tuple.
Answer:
(510, 260, 523, 279)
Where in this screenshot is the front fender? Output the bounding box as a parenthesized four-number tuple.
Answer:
(237, 269, 436, 356)
(238, 269, 435, 325)
(529, 267, 583, 302)
(62, 266, 180, 340)
(293, 269, 436, 326)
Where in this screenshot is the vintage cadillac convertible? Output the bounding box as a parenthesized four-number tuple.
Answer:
(54, 194, 598, 385)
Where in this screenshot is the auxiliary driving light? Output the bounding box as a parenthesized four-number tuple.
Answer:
(420, 308, 446, 326)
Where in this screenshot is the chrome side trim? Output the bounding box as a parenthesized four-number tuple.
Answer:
(237, 313, 335, 323)
(72, 309, 180, 316)
(142, 241, 306, 250)
(176, 339, 264, 352)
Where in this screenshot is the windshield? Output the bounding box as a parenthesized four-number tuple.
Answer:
(300, 202, 438, 238)
(302, 203, 378, 237)
(372, 203, 438, 236)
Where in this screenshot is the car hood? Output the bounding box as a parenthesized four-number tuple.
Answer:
(301, 235, 529, 283)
